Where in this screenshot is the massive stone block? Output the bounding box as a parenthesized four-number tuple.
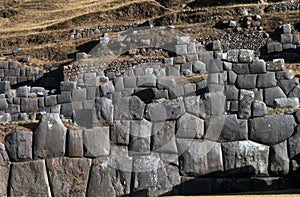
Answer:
(208, 59, 223, 73)
(232, 63, 249, 74)
(9, 160, 51, 196)
(222, 140, 269, 176)
(46, 157, 92, 197)
(145, 97, 185, 121)
(236, 74, 257, 89)
(33, 113, 67, 159)
(288, 125, 300, 159)
(87, 147, 132, 197)
(0, 143, 10, 197)
(83, 127, 110, 157)
(152, 121, 177, 153)
(219, 114, 248, 142)
(111, 120, 130, 145)
(177, 139, 223, 176)
(20, 98, 38, 113)
(249, 115, 296, 145)
(100, 97, 114, 124)
(67, 129, 84, 157)
(129, 119, 152, 156)
(264, 86, 287, 107)
(176, 113, 204, 139)
(129, 96, 145, 120)
(184, 96, 205, 118)
(204, 92, 226, 117)
(249, 59, 266, 74)
(252, 100, 267, 117)
(257, 72, 277, 88)
(238, 89, 255, 119)
(73, 109, 93, 129)
(5, 130, 32, 162)
(269, 141, 289, 176)
(132, 153, 180, 196)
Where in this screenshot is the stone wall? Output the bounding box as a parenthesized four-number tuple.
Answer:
(0, 60, 45, 85)
(0, 35, 300, 196)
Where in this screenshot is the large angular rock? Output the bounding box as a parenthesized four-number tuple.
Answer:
(100, 97, 114, 124)
(0, 143, 10, 197)
(73, 109, 93, 129)
(129, 119, 152, 156)
(9, 160, 51, 196)
(232, 63, 249, 74)
(236, 74, 257, 89)
(5, 130, 32, 162)
(225, 85, 239, 101)
(250, 115, 296, 145)
(288, 125, 300, 159)
(46, 157, 91, 197)
(145, 97, 185, 121)
(252, 100, 267, 117)
(222, 140, 269, 176)
(204, 92, 226, 117)
(111, 120, 130, 145)
(208, 59, 223, 73)
(184, 96, 205, 118)
(129, 96, 145, 120)
(20, 98, 38, 113)
(137, 75, 156, 87)
(274, 97, 299, 108)
(249, 59, 266, 74)
(83, 127, 110, 157)
(277, 79, 298, 95)
(176, 113, 204, 139)
(157, 77, 176, 89)
(269, 141, 289, 176)
(238, 89, 255, 119)
(100, 81, 115, 95)
(239, 49, 254, 63)
(264, 87, 287, 107)
(33, 113, 67, 159)
(257, 72, 276, 88)
(87, 148, 132, 197)
(132, 153, 180, 196)
(67, 129, 84, 157)
(219, 114, 248, 142)
(177, 139, 223, 176)
(152, 121, 177, 153)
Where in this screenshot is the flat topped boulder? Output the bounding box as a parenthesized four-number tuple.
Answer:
(249, 114, 296, 145)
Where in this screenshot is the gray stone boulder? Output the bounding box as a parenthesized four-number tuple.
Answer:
(9, 160, 51, 196)
(257, 72, 277, 88)
(288, 125, 300, 159)
(145, 97, 185, 121)
(20, 98, 38, 113)
(129, 96, 145, 120)
(208, 59, 223, 73)
(225, 85, 239, 101)
(177, 139, 223, 176)
(238, 89, 255, 119)
(33, 113, 67, 159)
(264, 87, 287, 107)
(67, 129, 84, 157)
(219, 114, 248, 142)
(239, 49, 254, 63)
(152, 121, 177, 153)
(222, 140, 269, 176)
(157, 77, 176, 89)
(87, 149, 132, 197)
(269, 141, 289, 176)
(5, 130, 32, 162)
(277, 79, 298, 95)
(83, 127, 110, 157)
(236, 74, 257, 89)
(129, 119, 152, 156)
(276, 70, 294, 80)
(204, 92, 226, 117)
(184, 96, 205, 118)
(132, 153, 180, 196)
(249, 115, 296, 145)
(0, 99, 8, 111)
(46, 157, 92, 197)
(274, 97, 299, 108)
(100, 81, 115, 95)
(100, 97, 114, 124)
(252, 100, 267, 117)
(176, 113, 204, 139)
(0, 143, 10, 197)
(249, 59, 266, 74)
(17, 86, 30, 97)
(111, 120, 130, 145)
(232, 63, 249, 74)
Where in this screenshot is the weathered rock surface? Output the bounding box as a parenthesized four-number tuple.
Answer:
(269, 141, 289, 176)
(46, 157, 92, 197)
(33, 113, 67, 159)
(238, 89, 254, 119)
(152, 121, 177, 153)
(5, 130, 32, 162)
(9, 160, 51, 196)
(177, 139, 223, 176)
(288, 125, 300, 159)
(249, 115, 296, 145)
(222, 140, 269, 176)
(111, 120, 130, 145)
(219, 115, 248, 142)
(67, 129, 84, 157)
(176, 113, 204, 139)
(0, 143, 10, 197)
(83, 127, 110, 157)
